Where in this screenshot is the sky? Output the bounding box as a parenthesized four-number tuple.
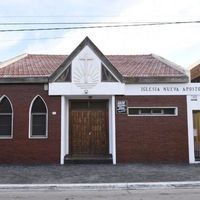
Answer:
(0, 0, 200, 69)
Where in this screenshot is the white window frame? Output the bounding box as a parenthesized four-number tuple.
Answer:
(127, 107, 178, 116)
(29, 95, 48, 139)
(0, 95, 13, 139)
(101, 62, 120, 83)
(54, 64, 71, 82)
(101, 64, 118, 82)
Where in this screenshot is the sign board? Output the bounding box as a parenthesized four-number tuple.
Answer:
(125, 83, 200, 96)
(116, 100, 127, 114)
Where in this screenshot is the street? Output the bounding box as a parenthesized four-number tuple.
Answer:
(0, 188, 200, 200)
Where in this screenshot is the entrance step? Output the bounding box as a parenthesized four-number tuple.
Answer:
(64, 155, 113, 164)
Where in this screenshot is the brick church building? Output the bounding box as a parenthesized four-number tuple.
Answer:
(0, 37, 200, 164)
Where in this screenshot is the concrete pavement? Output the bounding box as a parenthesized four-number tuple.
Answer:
(0, 188, 200, 200)
(0, 163, 200, 193)
(0, 163, 200, 184)
(1, 181, 200, 191)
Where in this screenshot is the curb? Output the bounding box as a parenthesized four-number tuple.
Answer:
(0, 181, 200, 191)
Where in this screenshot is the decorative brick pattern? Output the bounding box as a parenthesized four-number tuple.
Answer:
(0, 84, 61, 164)
(116, 95, 188, 163)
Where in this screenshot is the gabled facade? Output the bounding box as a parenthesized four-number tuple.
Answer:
(0, 37, 200, 164)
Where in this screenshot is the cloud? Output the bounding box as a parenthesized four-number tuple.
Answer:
(25, 0, 200, 68)
(0, 32, 25, 50)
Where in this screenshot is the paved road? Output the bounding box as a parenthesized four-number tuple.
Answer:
(0, 188, 200, 200)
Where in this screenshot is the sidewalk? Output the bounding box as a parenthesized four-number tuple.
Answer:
(0, 163, 200, 184)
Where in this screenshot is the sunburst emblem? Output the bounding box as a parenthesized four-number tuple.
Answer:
(73, 54, 100, 89)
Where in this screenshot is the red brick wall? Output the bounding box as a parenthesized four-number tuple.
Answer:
(116, 95, 189, 163)
(0, 84, 61, 164)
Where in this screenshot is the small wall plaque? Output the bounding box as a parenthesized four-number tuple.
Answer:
(116, 100, 127, 114)
(191, 95, 198, 101)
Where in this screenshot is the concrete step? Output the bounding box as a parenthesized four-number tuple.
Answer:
(64, 155, 113, 164)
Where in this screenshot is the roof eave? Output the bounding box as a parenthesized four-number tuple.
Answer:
(124, 76, 189, 84)
(0, 74, 189, 84)
(0, 77, 48, 83)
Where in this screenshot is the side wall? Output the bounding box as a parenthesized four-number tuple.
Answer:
(0, 84, 61, 164)
(116, 95, 188, 163)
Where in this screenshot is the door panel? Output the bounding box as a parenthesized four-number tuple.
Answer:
(90, 111, 108, 155)
(71, 111, 90, 155)
(70, 100, 108, 157)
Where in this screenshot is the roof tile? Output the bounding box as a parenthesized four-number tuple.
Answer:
(0, 54, 186, 78)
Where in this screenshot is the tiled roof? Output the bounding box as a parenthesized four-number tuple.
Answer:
(0, 54, 66, 78)
(190, 63, 200, 81)
(106, 54, 185, 78)
(0, 53, 186, 79)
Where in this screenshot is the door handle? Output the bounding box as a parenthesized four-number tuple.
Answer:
(89, 131, 92, 135)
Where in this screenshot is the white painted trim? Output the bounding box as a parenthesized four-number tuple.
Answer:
(63, 95, 115, 163)
(127, 107, 178, 117)
(65, 98, 69, 155)
(63, 95, 113, 99)
(28, 95, 48, 139)
(0, 95, 14, 139)
(0, 53, 28, 69)
(60, 96, 66, 164)
(187, 96, 195, 163)
(49, 82, 124, 96)
(53, 64, 71, 82)
(185, 95, 200, 163)
(125, 83, 200, 96)
(111, 96, 116, 164)
(109, 98, 112, 154)
(101, 62, 121, 83)
(49, 83, 200, 96)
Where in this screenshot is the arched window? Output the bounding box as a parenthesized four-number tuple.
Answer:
(0, 96, 13, 138)
(30, 96, 48, 138)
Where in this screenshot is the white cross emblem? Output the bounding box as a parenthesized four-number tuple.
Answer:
(79, 54, 93, 84)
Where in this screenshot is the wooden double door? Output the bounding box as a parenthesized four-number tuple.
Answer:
(70, 100, 109, 157)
